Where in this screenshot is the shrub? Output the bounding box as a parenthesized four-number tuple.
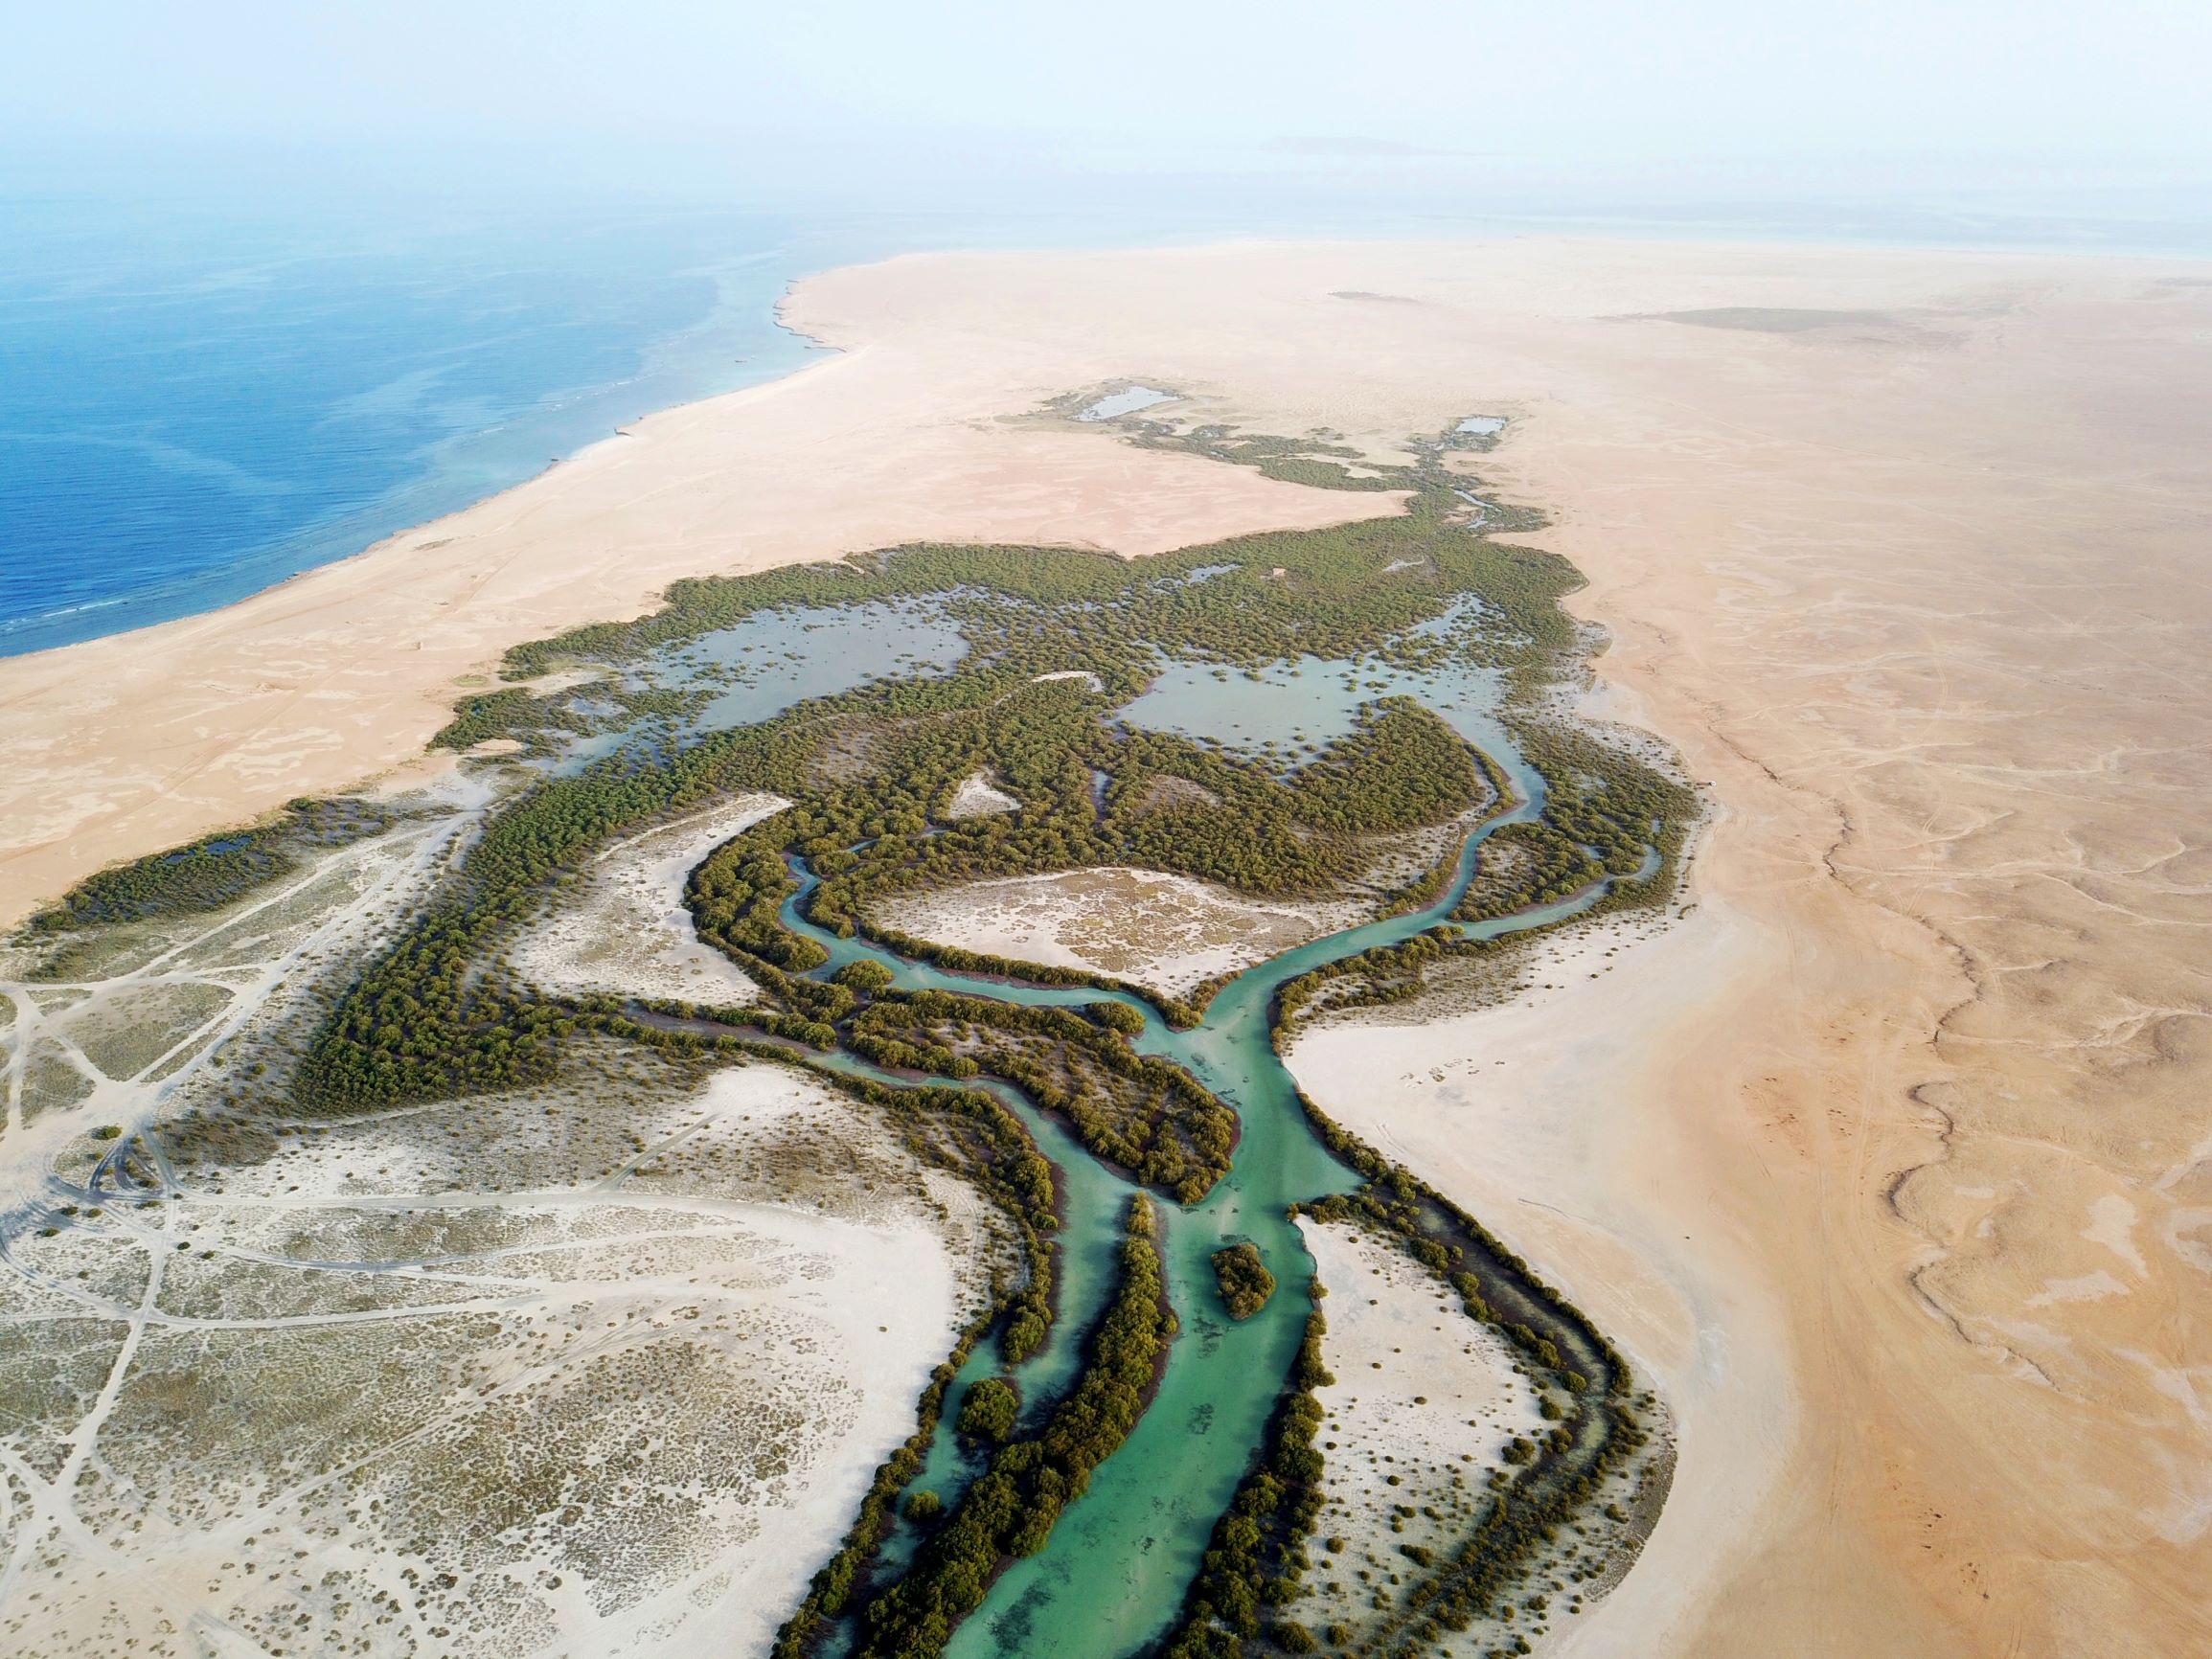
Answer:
(955, 1377, 1019, 1445)
(1088, 1000, 1146, 1037)
(835, 960, 897, 995)
(1211, 1242, 1277, 1321)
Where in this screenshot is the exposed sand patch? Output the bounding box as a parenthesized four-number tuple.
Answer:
(509, 793, 786, 1007)
(510, 667, 611, 697)
(1301, 1219, 1546, 1643)
(942, 770, 1019, 821)
(873, 866, 1362, 995)
(1127, 773, 1220, 815)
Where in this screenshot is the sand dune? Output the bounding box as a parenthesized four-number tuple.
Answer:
(4, 237, 2209, 1654)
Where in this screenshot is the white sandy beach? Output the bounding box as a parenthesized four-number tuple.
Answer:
(3, 237, 2209, 1655)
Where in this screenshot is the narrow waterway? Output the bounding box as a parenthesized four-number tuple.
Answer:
(774, 725, 1644, 1657)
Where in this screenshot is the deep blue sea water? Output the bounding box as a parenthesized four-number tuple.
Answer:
(5, 186, 2201, 659)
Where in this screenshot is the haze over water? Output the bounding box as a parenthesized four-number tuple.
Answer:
(6, 179, 2201, 661)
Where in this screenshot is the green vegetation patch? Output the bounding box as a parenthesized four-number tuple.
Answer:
(27, 797, 398, 940)
(1211, 1242, 1277, 1321)
(955, 1376, 1020, 1445)
(851, 1195, 1174, 1659)
(429, 685, 583, 753)
(846, 989, 1237, 1202)
(300, 492, 1544, 1114)
(1453, 723, 1694, 924)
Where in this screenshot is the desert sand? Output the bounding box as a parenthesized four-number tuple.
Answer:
(5, 237, 2210, 1656)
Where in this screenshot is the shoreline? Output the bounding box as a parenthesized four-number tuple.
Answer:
(0, 258, 1395, 928)
(10, 215, 2204, 670)
(4, 234, 2208, 1656)
(7, 232, 2199, 929)
(10, 336, 847, 662)
(0, 209, 871, 662)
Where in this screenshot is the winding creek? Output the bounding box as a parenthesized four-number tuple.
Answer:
(0, 437, 1674, 1657)
(767, 715, 1645, 1657)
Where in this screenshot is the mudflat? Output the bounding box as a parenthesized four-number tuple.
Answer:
(5, 237, 2207, 1655)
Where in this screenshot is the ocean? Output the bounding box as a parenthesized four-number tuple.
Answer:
(6, 184, 2201, 660)
(0, 199, 919, 656)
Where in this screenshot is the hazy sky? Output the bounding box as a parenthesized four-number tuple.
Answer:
(6, 2, 2209, 208)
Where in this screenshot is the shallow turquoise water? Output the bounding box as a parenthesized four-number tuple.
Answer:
(1077, 387, 1179, 422)
(768, 706, 1644, 1658)
(543, 599, 970, 774)
(0, 202, 866, 655)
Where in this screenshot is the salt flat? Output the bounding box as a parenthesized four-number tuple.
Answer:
(510, 793, 787, 1008)
(872, 866, 1361, 997)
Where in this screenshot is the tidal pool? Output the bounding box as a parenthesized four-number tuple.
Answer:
(1078, 386, 1178, 421)
(660, 598, 969, 733)
(545, 599, 970, 773)
(1114, 621, 1512, 768)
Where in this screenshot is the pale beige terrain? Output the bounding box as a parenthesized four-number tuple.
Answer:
(1291, 905, 1792, 1659)
(0, 1059, 1004, 1659)
(0, 790, 1009, 1659)
(508, 792, 787, 1008)
(872, 866, 1362, 996)
(3, 238, 2208, 1656)
(941, 770, 1020, 821)
(1297, 1219, 1551, 1650)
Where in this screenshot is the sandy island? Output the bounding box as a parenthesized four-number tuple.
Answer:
(872, 866, 1363, 998)
(4, 238, 2210, 1656)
